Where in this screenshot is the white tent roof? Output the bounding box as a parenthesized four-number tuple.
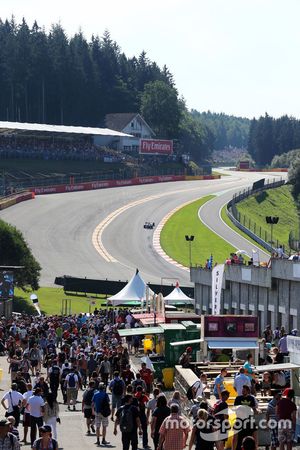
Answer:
(108, 270, 154, 306)
(164, 283, 195, 305)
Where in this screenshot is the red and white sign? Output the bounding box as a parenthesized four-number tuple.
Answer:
(139, 139, 173, 155)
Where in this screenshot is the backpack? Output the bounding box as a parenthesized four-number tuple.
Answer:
(119, 406, 134, 433)
(186, 381, 198, 400)
(112, 379, 123, 396)
(50, 366, 60, 382)
(68, 373, 76, 388)
(61, 367, 70, 379)
(83, 388, 95, 406)
(179, 352, 188, 367)
(35, 438, 57, 450)
(186, 385, 194, 400)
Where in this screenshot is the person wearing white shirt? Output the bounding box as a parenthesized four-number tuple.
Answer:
(27, 388, 45, 446)
(1, 383, 24, 427)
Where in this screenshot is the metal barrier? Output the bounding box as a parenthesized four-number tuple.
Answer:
(55, 275, 194, 298)
(227, 178, 286, 254)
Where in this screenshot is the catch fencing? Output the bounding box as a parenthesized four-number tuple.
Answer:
(227, 178, 286, 253)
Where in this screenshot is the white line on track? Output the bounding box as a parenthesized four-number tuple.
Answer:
(92, 186, 205, 262)
(197, 197, 270, 257)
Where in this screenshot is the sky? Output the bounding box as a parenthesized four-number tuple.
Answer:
(2, 0, 300, 119)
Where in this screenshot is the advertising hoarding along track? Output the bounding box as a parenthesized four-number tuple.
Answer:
(139, 139, 173, 155)
(30, 174, 220, 195)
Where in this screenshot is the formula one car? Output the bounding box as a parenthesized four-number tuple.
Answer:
(144, 222, 155, 229)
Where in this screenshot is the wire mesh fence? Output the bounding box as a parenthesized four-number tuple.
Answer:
(230, 178, 287, 252)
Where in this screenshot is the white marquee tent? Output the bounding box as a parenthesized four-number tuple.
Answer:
(108, 269, 154, 306)
(164, 282, 195, 305)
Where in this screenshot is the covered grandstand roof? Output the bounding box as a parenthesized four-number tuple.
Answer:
(0, 121, 133, 138)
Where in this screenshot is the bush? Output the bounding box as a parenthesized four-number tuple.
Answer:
(12, 296, 38, 315)
(0, 220, 41, 290)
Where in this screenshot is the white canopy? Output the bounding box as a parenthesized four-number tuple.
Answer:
(108, 270, 154, 306)
(164, 282, 195, 305)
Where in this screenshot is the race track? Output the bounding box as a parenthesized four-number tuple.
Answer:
(0, 170, 286, 286)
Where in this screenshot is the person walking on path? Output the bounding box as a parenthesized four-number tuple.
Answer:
(188, 408, 214, 450)
(82, 380, 96, 435)
(135, 386, 150, 449)
(266, 390, 282, 450)
(32, 425, 58, 450)
(99, 356, 111, 386)
(151, 394, 170, 450)
(0, 418, 20, 450)
(158, 403, 190, 450)
(114, 394, 142, 450)
(27, 388, 45, 447)
(109, 371, 125, 421)
(22, 383, 33, 444)
(64, 368, 79, 411)
(139, 363, 153, 394)
(43, 392, 60, 441)
(276, 389, 297, 450)
(1, 383, 24, 427)
(92, 383, 110, 447)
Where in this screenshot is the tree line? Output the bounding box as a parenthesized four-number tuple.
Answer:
(0, 17, 218, 163)
(191, 110, 250, 150)
(248, 113, 300, 166)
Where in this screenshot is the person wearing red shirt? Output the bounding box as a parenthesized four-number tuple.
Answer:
(139, 363, 153, 393)
(276, 389, 297, 450)
(135, 386, 149, 449)
(121, 365, 135, 386)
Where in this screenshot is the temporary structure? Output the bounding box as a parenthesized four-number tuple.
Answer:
(163, 282, 195, 305)
(108, 269, 154, 306)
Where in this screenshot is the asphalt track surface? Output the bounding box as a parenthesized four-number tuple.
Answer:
(0, 170, 286, 287)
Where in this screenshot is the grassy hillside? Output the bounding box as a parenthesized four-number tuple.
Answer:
(236, 185, 299, 251)
(14, 287, 108, 316)
(160, 196, 236, 267)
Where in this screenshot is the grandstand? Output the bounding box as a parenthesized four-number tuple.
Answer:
(0, 121, 135, 189)
(0, 121, 188, 192)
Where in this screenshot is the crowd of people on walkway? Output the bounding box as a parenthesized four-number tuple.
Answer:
(0, 310, 299, 450)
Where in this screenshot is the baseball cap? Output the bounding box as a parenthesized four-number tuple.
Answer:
(0, 419, 11, 426)
(39, 425, 52, 433)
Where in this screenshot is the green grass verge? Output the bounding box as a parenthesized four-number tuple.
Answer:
(14, 287, 108, 316)
(220, 205, 269, 254)
(160, 196, 236, 267)
(235, 185, 299, 251)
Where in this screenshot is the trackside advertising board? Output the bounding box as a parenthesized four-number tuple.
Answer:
(139, 139, 173, 155)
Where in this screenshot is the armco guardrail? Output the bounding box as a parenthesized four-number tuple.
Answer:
(0, 191, 34, 210)
(55, 275, 194, 298)
(227, 178, 286, 253)
(30, 174, 220, 195)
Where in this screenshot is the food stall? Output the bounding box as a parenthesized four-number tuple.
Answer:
(171, 315, 259, 364)
(118, 321, 201, 381)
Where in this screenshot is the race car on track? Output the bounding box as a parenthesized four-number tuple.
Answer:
(144, 222, 155, 229)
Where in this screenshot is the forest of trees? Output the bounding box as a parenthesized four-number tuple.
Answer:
(0, 18, 218, 163)
(191, 110, 250, 150)
(248, 114, 300, 166)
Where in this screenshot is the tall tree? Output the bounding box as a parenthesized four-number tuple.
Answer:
(141, 80, 180, 138)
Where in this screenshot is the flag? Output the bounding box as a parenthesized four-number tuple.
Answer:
(211, 264, 225, 315)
